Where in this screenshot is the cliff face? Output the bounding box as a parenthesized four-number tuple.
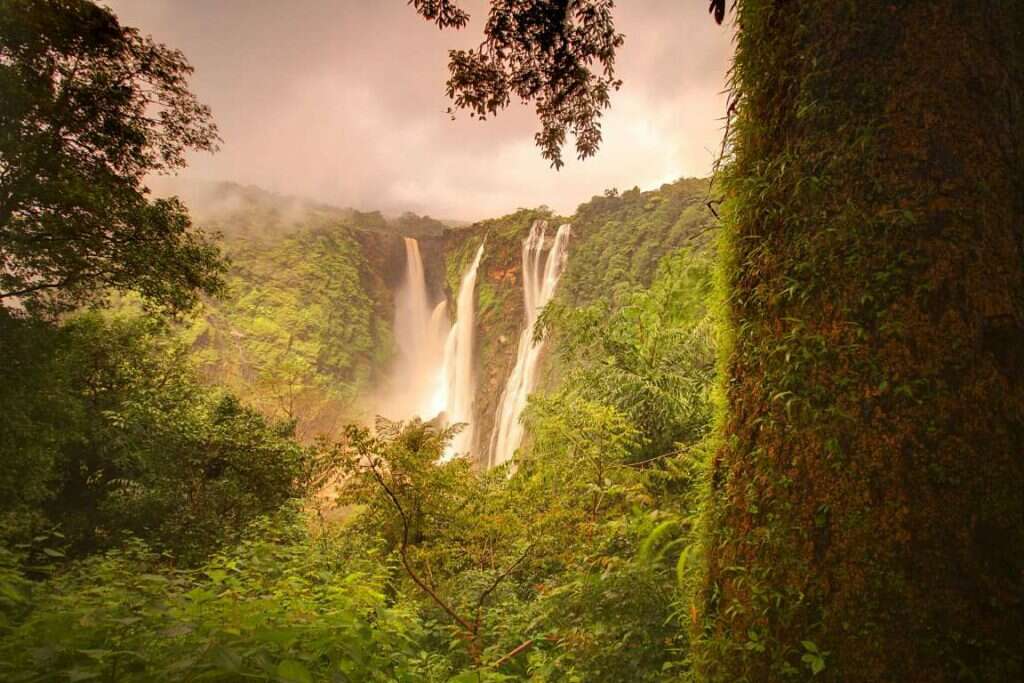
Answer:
(179, 177, 716, 452)
(178, 184, 439, 438)
(184, 225, 396, 438)
(414, 233, 447, 305)
(450, 211, 549, 459)
(434, 178, 716, 464)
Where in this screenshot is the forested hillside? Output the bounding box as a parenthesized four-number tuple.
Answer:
(1, 168, 720, 680)
(2, 1, 1018, 682)
(170, 183, 451, 437)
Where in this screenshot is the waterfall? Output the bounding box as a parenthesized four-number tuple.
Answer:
(440, 242, 486, 459)
(424, 300, 450, 418)
(489, 221, 571, 467)
(391, 238, 449, 419)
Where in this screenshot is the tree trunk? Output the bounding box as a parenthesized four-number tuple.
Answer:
(697, 2, 1023, 680)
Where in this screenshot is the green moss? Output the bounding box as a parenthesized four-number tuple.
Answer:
(694, 2, 1023, 680)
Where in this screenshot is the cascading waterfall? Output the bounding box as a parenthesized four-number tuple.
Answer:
(489, 221, 571, 467)
(440, 242, 486, 460)
(391, 238, 449, 419)
(424, 300, 450, 417)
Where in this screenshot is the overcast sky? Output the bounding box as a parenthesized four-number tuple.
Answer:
(105, 1, 733, 221)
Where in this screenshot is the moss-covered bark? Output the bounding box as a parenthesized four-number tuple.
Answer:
(698, 2, 1023, 680)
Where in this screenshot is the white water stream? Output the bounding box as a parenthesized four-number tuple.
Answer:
(439, 242, 485, 459)
(489, 221, 571, 467)
(391, 238, 450, 420)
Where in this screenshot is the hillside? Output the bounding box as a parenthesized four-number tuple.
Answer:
(173, 177, 714, 455)
(170, 183, 457, 436)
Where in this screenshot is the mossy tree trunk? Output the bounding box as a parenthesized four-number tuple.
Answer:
(698, 2, 1022, 680)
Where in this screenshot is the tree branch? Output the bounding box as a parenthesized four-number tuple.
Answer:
(364, 457, 477, 636)
(0, 279, 70, 299)
(490, 639, 534, 669)
(473, 542, 534, 630)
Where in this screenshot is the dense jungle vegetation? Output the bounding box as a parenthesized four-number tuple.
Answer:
(177, 182, 450, 437)
(1, 1, 1020, 682)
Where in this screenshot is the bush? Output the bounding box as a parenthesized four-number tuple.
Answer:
(0, 310, 315, 564)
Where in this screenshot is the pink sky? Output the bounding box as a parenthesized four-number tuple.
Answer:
(106, 1, 733, 221)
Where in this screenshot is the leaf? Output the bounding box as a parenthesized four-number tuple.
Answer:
(255, 628, 296, 645)
(802, 653, 826, 675)
(206, 569, 228, 583)
(276, 659, 313, 683)
(637, 520, 679, 564)
(676, 545, 696, 589)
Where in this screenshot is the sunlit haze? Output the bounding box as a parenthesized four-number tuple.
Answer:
(104, 0, 732, 221)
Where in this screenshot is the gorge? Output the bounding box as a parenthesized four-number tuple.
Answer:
(388, 220, 572, 467)
(176, 178, 717, 466)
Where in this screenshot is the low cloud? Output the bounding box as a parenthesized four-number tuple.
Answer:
(107, 0, 732, 221)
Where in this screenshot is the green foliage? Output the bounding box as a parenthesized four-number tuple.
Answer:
(339, 419, 534, 670)
(0, 507, 443, 682)
(0, 0, 225, 315)
(335, 378, 711, 680)
(539, 248, 715, 462)
(0, 310, 314, 564)
(559, 178, 714, 310)
(186, 226, 391, 436)
(411, 0, 624, 169)
(391, 211, 448, 237)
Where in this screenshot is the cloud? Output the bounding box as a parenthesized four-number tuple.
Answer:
(106, 0, 733, 221)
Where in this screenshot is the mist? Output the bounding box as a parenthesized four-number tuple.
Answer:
(104, 0, 732, 221)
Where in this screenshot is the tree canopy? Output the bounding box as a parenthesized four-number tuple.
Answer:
(0, 0, 224, 315)
(410, 0, 624, 169)
(409, 0, 727, 169)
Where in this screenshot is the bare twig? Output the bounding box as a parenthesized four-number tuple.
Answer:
(473, 543, 535, 630)
(491, 639, 535, 669)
